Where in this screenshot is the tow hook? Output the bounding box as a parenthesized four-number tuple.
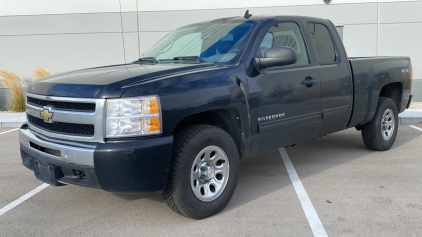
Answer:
(71, 170, 86, 179)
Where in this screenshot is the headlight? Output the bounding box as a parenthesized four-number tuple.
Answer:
(105, 96, 161, 138)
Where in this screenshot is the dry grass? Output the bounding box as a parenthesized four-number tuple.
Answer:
(33, 67, 52, 79)
(0, 70, 25, 112)
(409, 102, 422, 109)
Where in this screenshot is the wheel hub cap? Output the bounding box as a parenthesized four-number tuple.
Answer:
(190, 145, 230, 202)
(199, 162, 214, 182)
(381, 108, 395, 141)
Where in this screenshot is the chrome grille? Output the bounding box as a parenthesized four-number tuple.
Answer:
(27, 97, 96, 112)
(26, 93, 106, 143)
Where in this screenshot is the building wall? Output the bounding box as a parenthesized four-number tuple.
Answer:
(0, 0, 421, 81)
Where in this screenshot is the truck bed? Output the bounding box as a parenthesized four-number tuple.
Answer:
(348, 56, 412, 127)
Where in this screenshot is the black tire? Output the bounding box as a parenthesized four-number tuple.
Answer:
(163, 125, 239, 219)
(361, 97, 399, 151)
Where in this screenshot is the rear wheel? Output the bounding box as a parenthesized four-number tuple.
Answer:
(361, 97, 399, 151)
(163, 125, 239, 219)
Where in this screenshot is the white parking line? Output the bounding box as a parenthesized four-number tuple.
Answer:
(279, 147, 328, 237)
(0, 128, 19, 135)
(409, 125, 422, 132)
(0, 183, 49, 217)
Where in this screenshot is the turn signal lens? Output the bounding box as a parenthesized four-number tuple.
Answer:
(149, 118, 160, 132)
(411, 66, 413, 80)
(410, 66, 413, 88)
(143, 118, 160, 133)
(149, 99, 159, 114)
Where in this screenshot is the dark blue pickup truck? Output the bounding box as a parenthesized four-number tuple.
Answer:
(20, 13, 412, 219)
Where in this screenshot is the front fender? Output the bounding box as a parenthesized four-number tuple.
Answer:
(121, 65, 251, 139)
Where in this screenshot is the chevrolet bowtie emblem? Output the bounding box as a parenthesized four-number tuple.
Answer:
(40, 108, 53, 122)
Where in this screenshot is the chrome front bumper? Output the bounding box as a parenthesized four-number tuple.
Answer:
(19, 127, 95, 167)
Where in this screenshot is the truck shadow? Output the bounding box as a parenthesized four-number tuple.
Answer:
(111, 126, 421, 219)
(223, 126, 421, 213)
(112, 192, 163, 203)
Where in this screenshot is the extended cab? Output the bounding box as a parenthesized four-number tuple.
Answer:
(20, 14, 412, 219)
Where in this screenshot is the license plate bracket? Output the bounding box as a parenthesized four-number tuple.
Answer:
(33, 160, 64, 186)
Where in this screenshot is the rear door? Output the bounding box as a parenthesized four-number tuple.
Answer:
(307, 21, 353, 136)
(248, 20, 322, 154)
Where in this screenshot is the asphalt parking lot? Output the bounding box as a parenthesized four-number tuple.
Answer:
(1, 125, 422, 236)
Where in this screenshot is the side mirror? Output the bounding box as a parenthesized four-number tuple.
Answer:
(254, 47, 298, 73)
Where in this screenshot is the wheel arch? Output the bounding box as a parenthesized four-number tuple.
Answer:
(378, 82, 403, 112)
(172, 108, 245, 159)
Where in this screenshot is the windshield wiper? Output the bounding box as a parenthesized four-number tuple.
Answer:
(159, 56, 207, 63)
(133, 57, 158, 64)
(174, 56, 207, 63)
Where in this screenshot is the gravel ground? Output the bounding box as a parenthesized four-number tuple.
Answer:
(409, 102, 422, 109)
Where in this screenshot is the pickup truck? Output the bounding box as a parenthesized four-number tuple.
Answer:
(20, 14, 412, 219)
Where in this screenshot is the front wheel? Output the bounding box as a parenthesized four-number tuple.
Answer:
(163, 125, 239, 219)
(361, 97, 399, 151)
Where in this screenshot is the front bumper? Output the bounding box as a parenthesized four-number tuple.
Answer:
(19, 125, 174, 192)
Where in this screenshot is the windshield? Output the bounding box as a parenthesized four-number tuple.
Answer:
(142, 19, 257, 63)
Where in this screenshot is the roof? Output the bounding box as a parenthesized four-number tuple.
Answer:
(180, 14, 330, 29)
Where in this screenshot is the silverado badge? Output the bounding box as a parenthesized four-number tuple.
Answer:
(258, 113, 285, 122)
(40, 107, 53, 123)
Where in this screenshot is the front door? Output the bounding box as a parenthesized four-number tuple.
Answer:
(248, 21, 322, 154)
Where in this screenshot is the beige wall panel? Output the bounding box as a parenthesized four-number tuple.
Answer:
(0, 13, 138, 35)
(379, 23, 422, 79)
(343, 24, 378, 57)
(0, 33, 136, 79)
(380, 1, 422, 23)
(139, 3, 378, 32)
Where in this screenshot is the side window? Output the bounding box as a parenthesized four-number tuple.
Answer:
(308, 23, 336, 65)
(258, 22, 310, 66)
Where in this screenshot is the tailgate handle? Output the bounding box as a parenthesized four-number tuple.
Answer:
(301, 77, 318, 88)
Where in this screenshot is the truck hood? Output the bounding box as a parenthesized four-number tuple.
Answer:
(27, 63, 218, 98)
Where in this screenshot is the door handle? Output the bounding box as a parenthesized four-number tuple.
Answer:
(301, 77, 318, 88)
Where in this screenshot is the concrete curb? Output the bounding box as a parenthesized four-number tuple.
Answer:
(0, 122, 25, 128)
(399, 109, 422, 125)
(0, 112, 27, 128)
(399, 117, 422, 125)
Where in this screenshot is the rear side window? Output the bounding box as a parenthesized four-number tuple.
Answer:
(308, 23, 336, 65)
